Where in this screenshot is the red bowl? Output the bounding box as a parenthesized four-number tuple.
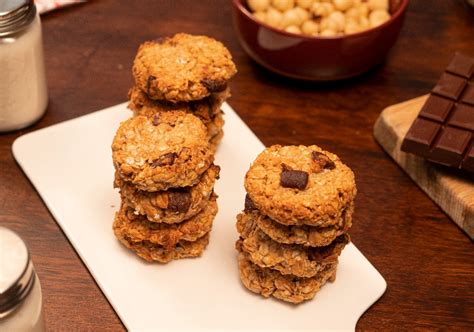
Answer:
(232, 0, 409, 81)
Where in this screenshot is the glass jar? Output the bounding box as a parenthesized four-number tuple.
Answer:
(0, 227, 45, 331)
(0, 0, 48, 132)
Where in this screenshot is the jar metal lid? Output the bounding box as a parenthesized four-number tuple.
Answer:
(0, 0, 36, 37)
(0, 227, 35, 318)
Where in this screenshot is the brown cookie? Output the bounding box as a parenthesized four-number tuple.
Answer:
(115, 165, 220, 224)
(132, 33, 237, 102)
(116, 232, 210, 263)
(113, 194, 217, 251)
(236, 212, 349, 278)
(245, 145, 357, 227)
(237, 250, 337, 304)
(128, 85, 228, 140)
(253, 204, 353, 247)
(112, 112, 213, 192)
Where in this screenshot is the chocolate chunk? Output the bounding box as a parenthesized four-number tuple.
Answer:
(168, 190, 192, 213)
(201, 78, 227, 93)
(312, 151, 336, 170)
(146, 75, 157, 96)
(280, 166, 309, 190)
(152, 114, 160, 126)
(151, 152, 177, 167)
(244, 194, 257, 212)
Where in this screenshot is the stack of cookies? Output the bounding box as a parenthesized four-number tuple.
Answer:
(236, 145, 356, 303)
(111, 33, 237, 263)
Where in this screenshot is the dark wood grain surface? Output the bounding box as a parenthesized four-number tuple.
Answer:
(1, 0, 473, 330)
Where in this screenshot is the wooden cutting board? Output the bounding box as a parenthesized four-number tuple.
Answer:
(374, 95, 474, 240)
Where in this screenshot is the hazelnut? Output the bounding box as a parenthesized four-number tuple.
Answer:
(272, 0, 295, 11)
(345, 7, 359, 19)
(367, 0, 389, 11)
(344, 19, 361, 34)
(294, 6, 310, 21)
(333, 0, 354, 11)
(320, 29, 337, 36)
(253, 11, 267, 22)
(285, 25, 302, 34)
(328, 11, 345, 32)
(296, 0, 313, 9)
(248, 0, 271, 12)
(281, 8, 304, 27)
(358, 15, 369, 29)
(311, 2, 334, 17)
(369, 9, 390, 27)
(301, 20, 319, 35)
(266, 7, 284, 28)
(357, 3, 369, 17)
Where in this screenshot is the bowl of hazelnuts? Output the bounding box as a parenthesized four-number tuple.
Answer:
(232, 0, 409, 80)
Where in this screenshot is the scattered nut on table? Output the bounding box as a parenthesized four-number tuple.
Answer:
(247, 0, 392, 36)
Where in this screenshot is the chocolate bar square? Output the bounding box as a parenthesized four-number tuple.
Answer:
(402, 119, 440, 158)
(448, 104, 474, 131)
(419, 95, 454, 122)
(432, 73, 466, 100)
(430, 127, 471, 166)
(446, 53, 474, 78)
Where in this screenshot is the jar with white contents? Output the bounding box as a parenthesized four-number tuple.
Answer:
(0, 0, 48, 132)
(0, 227, 45, 331)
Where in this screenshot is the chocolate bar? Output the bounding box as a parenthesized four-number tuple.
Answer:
(401, 53, 474, 172)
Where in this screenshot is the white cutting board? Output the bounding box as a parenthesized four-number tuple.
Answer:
(13, 102, 386, 331)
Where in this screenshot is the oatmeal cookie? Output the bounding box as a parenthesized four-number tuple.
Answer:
(115, 165, 220, 224)
(237, 250, 337, 304)
(244, 198, 353, 247)
(113, 196, 216, 249)
(116, 232, 210, 263)
(132, 33, 237, 102)
(236, 212, 349, 278)
(112, 112, 213, 191)
(128, 85, 228, 139)
(245, 145, 357, 227)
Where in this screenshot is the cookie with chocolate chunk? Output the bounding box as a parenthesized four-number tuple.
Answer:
(113, 194, 217, 252)
(115, 165, 220, 224)
(237, 249, 337, 304)
(244, 203, 353, 247)
(128, 85, 228, 140)
(112, 112, 213, 192)
(236, 212, 349, 278)
(132, 33, 237, 102)
(115, 232, 210, 263)
(245, 145, 356, 227)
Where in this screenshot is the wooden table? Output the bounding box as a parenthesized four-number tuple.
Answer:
(1, 0, 473, 330)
